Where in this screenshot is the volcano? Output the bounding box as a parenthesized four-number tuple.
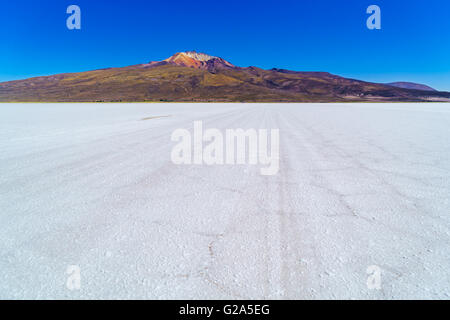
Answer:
(0, 51, 449, 102)
(147, 51, 236, 72)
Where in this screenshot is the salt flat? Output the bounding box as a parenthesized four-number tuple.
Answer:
(0, 103, 449, 299)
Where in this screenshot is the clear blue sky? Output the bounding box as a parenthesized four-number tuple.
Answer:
(1, 0, 449, 90)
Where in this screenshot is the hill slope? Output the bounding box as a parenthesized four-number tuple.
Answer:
(0, 51, 449, 102)
(386, 82, 437, 92)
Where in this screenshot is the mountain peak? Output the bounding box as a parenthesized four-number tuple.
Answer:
(148, 51, 235, 70)
(180, 51, 217, 62)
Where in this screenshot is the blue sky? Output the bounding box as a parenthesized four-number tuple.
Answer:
(1, 0, 449, 90)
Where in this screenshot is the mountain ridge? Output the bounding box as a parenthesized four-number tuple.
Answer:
(0, 51, 449, 102)
(386, 82, 437, 92)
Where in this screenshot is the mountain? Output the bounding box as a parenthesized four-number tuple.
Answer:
(386, 82, 437, 92)
(147, 51, 236, 71)
(0, 51, 449, 102)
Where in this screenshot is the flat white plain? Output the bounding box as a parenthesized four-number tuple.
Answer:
(0, 103, 449, 299)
